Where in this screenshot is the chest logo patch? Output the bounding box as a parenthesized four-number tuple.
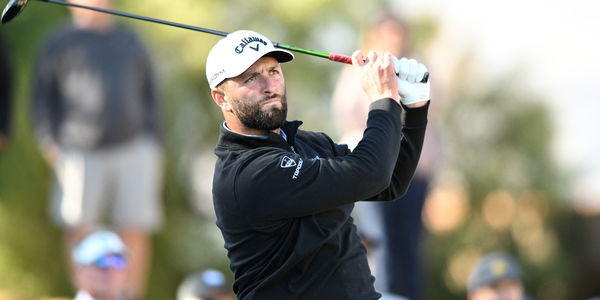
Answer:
(280, 156, 297, 168)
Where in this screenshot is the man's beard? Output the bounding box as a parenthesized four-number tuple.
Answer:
(231, 93, 288, 131)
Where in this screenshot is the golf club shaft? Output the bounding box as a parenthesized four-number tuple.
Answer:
(40, 0, 428, 82)
(43, 0, 228, 36)
(42, 0, 346, 62)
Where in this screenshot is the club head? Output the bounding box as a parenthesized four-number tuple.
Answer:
(2, 0, 29, 24)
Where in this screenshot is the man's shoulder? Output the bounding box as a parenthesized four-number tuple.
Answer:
(296, 128, 348, 155)
(219, 145, 287, 168)
(112, 23, 145, 43)
(295, 128, 333, 144)
(39, 23, 77, 50)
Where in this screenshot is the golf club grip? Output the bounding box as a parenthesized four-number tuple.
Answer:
(328, 53, 429, 83)
(328, 53, 353, 64)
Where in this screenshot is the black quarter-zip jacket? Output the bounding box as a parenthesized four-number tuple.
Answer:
(212, 98, 429, 300)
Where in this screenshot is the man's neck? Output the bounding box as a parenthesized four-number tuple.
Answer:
(72, 18, 114, 33)
(223, 122, 280, 137)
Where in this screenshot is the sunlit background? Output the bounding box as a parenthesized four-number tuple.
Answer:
(1, 0, 599, 299)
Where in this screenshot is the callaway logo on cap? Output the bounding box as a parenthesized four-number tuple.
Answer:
(235, 36, 268, 54)
(205, 30, 294, 89)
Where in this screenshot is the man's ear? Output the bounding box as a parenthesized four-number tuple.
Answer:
(211, 88, 232, 112)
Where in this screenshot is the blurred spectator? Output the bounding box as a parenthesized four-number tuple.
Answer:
(72, 230, 128, 300)
(30, 1, 163, 299)
(568, 213, 600, 299)
(467, 252, 527, 300)
(177, 269, 235, 300)
(359, 237, 410, 300)
(0, 33, 12, 151)
(331, 13, 442, 299)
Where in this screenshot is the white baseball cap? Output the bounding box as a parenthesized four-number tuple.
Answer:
(205, 30, 294, 89)
(72, 230, 127, 266)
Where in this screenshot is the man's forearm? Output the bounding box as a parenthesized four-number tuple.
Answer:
(363, 102, 429, 202)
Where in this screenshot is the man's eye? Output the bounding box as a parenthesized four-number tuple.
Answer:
(245, 75, 256, 83)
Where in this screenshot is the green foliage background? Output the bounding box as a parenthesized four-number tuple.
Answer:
(0, 0, 587, 299)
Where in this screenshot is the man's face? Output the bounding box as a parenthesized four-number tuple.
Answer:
(68, 0, 112, 26)
(219, 56, 287, 131)
(75, 254, 127, 300)
(468, 280, 524, 300)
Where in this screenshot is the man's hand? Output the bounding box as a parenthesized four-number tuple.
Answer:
(352, 50, 400, 103)
(393, 57, 430, 107)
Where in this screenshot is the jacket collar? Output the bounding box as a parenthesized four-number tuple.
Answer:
(216, 120, 303, 151)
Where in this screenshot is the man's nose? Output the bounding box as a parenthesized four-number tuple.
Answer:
(261, 76, 276, 95)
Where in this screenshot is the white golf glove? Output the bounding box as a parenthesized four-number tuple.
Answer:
(393, 57, 430, 105)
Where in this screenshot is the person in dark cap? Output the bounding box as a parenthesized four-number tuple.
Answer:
(467, 252, 526, 300)
(177, 269, 235, 300)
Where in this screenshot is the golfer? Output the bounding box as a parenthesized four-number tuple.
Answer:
(206, 29, 430, 300)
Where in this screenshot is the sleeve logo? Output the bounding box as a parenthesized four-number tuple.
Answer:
(280, 156, 297, 168)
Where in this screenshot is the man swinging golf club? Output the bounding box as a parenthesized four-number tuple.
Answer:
(207, 29, 431, 300)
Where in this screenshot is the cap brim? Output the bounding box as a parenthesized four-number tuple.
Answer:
(264, 49, 294, 63)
